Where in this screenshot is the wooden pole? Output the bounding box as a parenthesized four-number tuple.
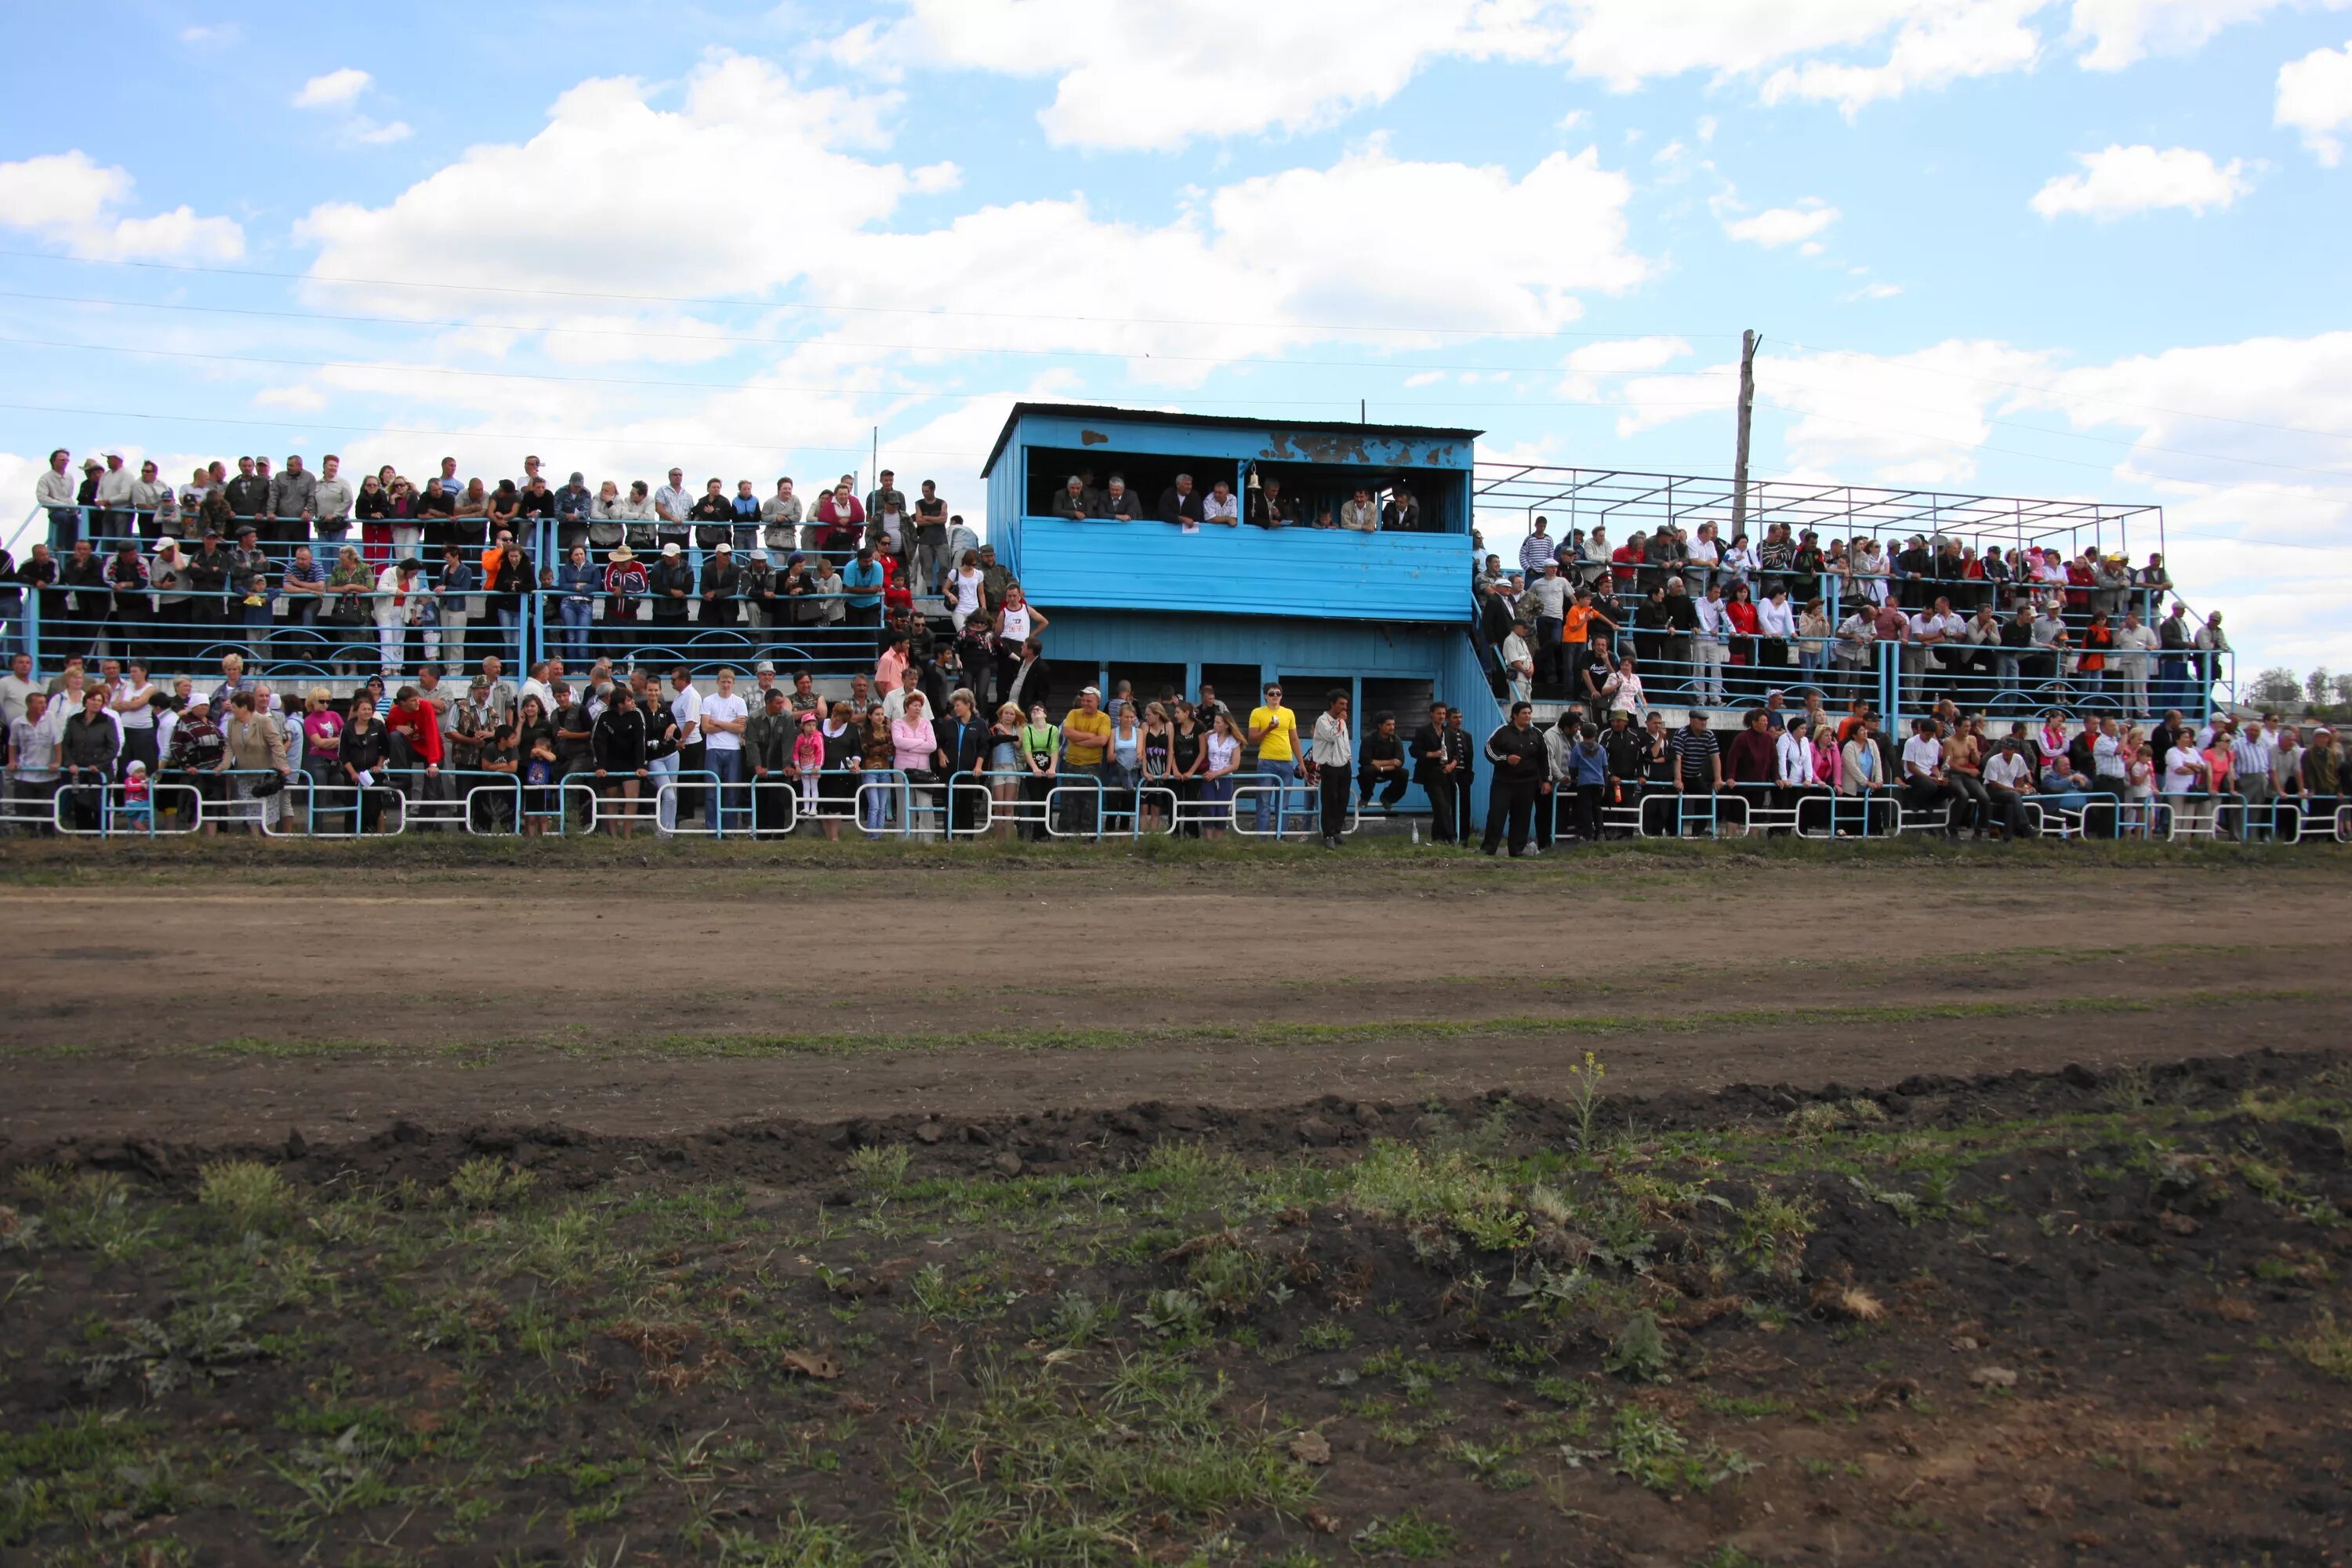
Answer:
(1730, 329, 1759, 538)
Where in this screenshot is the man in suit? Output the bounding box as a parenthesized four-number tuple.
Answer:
(1410, 702, 1455, 844)
(1156, 474, 1203, 527)
(1443, 705, 1478, 846)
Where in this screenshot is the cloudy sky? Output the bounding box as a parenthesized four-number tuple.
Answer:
(5, 0, 2350, 674)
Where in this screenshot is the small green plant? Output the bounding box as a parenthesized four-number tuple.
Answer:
(1350, 1509, 1459, 1559)
(845, 1143, 911, 1193)
(1565, 1051, 1606, 1152)
(1189, 1243, 1274, 1318)
(1134, 1288, 1207, 1338)
(1606, 1310, 1671, 1383)
(1048, 1290, 1116, 1346)
(1606, 1403, 1752, 1494)
(2105, 1062, 2157, 1111)
(198, 1160, 295, 1231)
(1300, 1319, 1355, 1352)
(448, 1157, 535, 1210)
(2289, 1309, 2352, 1381)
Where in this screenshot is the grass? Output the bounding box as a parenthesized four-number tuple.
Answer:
(71, 985, 2337, 1065)
(5, 1051, 2346, 1565)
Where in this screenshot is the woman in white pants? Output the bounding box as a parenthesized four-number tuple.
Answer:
(373, 558, 423, 676)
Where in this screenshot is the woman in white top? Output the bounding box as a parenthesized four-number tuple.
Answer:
(1599, 655, 1645, 717)
(2161, 738, 2209, 834)
(1199, 710, 1243, 839)
(947, 550, 985, 622)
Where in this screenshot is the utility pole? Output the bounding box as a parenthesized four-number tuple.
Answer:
(1730, 328, 1759, 538)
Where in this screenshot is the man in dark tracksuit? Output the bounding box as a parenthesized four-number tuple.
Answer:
(1481, 701, 1548, 857)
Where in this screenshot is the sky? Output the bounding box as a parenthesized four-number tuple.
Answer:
(2, 0, 2350, 680)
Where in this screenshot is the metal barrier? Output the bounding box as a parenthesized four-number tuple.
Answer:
(1636, 792, 1754, 839)
(1041, 775, 1105, 841)
(1795, 790, 1899, 839)
(855, 771, 950, 840)
(1228, 771, 1320, 838)
(49, 779, 202, 836)
(650, 769, 727, 837)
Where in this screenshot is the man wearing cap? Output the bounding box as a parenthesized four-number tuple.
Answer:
(866, 470, 908, 557)
(1058, 685, 1113, 834)
(603, 543, 647, 652)
(648, 542, 695, 648)
(696, 540, 741, 630)
(554, 471, 593, 554)
(729, 546, 769, 636)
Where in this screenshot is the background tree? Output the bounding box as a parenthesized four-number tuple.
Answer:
(2249, 667, 2303, 709)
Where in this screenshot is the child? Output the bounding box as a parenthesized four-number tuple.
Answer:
(791, 710, 825, 817)
(123, 759, 151, 806)
(241, 573, 273, 655)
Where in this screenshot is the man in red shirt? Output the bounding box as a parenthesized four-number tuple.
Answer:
(387, 683, 446, 822)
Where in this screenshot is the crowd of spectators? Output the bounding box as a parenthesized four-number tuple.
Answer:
(1473, 514, 2223, 717)
(5, 446, 992, 676)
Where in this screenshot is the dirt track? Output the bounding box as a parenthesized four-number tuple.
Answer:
(4, 854, 2347, 1153)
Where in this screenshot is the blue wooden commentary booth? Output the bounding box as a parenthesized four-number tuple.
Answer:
(980, 403, 1505, 804)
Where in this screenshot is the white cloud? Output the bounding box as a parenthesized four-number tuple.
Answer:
(1720, 199, 1840, 247)
(2066, 0, 2331, 71)
(879, 0, 1564, 151)
(178, 23, 240, 49)
(2028, 143, 2252, 218)
(2277, 38, 2352, 165)
(1559, 336, 1694, 402)
(0, 151, 244, 260)
(347, 117, 414, 146)
(1757, 0, 2043, 114)
(294, 67, 373, 109)
(296, 55, 916, 305)
(298, 60, 1646, 382)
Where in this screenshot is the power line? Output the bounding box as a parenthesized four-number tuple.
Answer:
(0, 332, 1733, 416)
(0, 401, 990, 461)
(0, 247, 1740, 343)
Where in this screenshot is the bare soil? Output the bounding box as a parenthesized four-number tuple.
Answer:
(2, 853, 2347, 1155)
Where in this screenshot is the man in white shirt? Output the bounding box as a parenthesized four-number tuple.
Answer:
(1526, 564, 1571, 690)
(520, 660, 558, 721)
(653, 468, 695, 542)
(1900, 717, 1962, 838)
(1694, 585, 1733, 707)
(1980, 737, 2035, 840)
(95, 453, 137, 539)
(1500, 621, 1534, 705)
(700, 665, 750, 834)
(2109, 609, 2159, 715)
(1907, 595, 1966, 702)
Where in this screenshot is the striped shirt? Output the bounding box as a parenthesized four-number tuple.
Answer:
(1671, 726, 1719, 786)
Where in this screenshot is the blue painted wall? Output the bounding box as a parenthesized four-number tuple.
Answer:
(1008, 517, 1470, 622)
(987, 405, 1479, 626)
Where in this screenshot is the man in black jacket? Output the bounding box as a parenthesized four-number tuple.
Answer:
(1410, 702, 1454, 843)
(1358, 710, 1408, 814)
(1443, 706, 1478, 847)
(1156, 474, 1203, 527)
(1481, 701, 1548, 857)
(223, 457, 269, 534)
(648, 544, 695, 648)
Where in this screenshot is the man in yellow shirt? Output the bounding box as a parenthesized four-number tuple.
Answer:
(1247, 681, 1302, 835)
(1060, 685, 1115, 836)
